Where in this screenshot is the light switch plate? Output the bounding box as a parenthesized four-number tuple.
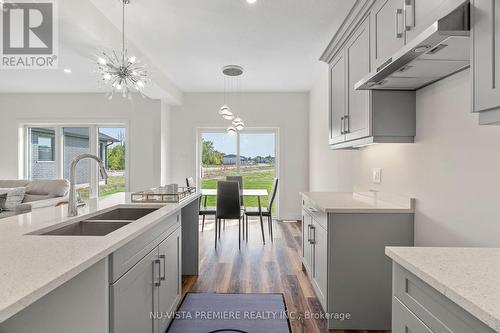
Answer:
(372, 168, 382, 184)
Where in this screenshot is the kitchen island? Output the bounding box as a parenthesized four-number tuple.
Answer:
(0, 192, 200, 333)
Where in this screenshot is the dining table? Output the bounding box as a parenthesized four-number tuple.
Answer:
(200, 188, 269, 212)
(200, 188, 270, 244)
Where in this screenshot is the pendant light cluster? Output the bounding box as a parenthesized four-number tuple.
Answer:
(97, 0, 150, 99)
(219, 65, 246, 135)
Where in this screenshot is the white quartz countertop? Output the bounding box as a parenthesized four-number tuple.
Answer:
(386, 247, 500, 332)
(0, 192, 200, 323)
(301, 192, 414, 213)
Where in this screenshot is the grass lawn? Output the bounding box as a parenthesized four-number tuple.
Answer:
(201, 167, 276, 210)
(99, 175, 126, 197)
(76, 175, 126, 201)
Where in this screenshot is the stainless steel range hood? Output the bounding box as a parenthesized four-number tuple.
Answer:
(355, 2, 470, 91)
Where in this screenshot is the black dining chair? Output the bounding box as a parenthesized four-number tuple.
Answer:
(244, 178, 279, 243)
(215, 181, 244, 250)
(186, 177, 215, 232)
(226, 175, 244, 204)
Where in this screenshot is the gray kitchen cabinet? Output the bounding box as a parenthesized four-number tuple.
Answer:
(301, 210, 313, 274)
(301, 196, 414, 330)
(329, 53, 347, 145)
(345, 16, 371, 142)
(472, 0, 500, 123)
(311, 219, 328, 310)
(302, 205, 328, 310)
(325, 8, 416, 149)
(404, 0, 458, 42)
(392, 263, 496, 333)
(110, 248, 158, 333)
(392, 297, 433, 333)
(110, 213, 182, 333)
(371, 0, 406, 70)
(158, 227, 182, 333)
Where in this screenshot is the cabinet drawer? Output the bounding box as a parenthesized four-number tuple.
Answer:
(109, 212, 181, 283)
(302, 197, 327, 230)
(393, 263, 495, 333)
(392, 297, 432, 333)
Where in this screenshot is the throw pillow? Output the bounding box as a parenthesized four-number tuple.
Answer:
(0, 187, 27, 211)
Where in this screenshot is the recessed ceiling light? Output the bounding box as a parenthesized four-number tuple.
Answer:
(247, 0, 257, 4)
(63, 68, 72, 74)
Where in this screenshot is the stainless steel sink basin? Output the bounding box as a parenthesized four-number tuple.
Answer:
(41, 221, 131, 236)
(86, 207, 159, 221)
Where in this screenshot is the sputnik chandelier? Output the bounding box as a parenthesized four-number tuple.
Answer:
(97, 0, 149, 99)
(220, 65, 246, 135)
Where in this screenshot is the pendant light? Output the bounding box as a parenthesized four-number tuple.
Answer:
(97, 0, 149, 99)
(220, 65, 246, 133)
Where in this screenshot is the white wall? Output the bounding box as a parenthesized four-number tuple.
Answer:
(0, 94, 162, 192)
(309, 64, 358, 192)
(169, 92, 309, 220)
(309, 69, 500, 247)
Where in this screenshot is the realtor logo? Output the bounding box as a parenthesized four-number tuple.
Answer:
(1, 0, 58, 69)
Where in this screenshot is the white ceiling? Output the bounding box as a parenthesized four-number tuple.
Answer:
(0, 0, 355, 94)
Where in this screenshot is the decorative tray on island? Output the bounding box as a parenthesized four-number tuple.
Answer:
(131, 185, 196, 203)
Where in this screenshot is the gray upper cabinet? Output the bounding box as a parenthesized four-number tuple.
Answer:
(371, 0, 406, 70)
(345, 17, 371, 142)
(472, 0, 500, 123)
(405, 0, 456, 42)
(324, 6, 416, 149)
(329, 53, 346, 145)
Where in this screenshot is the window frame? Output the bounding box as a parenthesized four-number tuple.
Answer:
(196, 127, 280, 217)
(20, 121, 129, 199)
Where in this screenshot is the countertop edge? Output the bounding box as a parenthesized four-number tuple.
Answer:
(301, 192, 415, 213)
(0, 193, 201, 323)
(385, 247, 500, 332)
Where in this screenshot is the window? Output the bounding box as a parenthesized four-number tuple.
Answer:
(25, 124, 127, 201)
(37, 135, 55, 161)
(28, 127, 57, 180)
(98, 127, 126, 197)
(199, 129, 278, 214)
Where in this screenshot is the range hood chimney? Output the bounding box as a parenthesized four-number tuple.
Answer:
(355, 1, 470, 91)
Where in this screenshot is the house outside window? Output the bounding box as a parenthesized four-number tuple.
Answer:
(25, 125, 127, 200)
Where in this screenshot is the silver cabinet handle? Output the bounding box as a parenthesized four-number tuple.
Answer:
(159, 254, 166, 281)
(307, 224, 312, 243)
(344, 115, 350, 134)
(340, 116, 345, 134)
(404, 0, 414, 30)
(395, 9, 403, 38)
(310, 226, 316, 244)
(153, 258, 161, 287)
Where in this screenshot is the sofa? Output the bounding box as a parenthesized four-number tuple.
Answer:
(0, 179, 70, 219)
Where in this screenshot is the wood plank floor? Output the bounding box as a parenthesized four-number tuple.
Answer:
(182, 217, 390, 333)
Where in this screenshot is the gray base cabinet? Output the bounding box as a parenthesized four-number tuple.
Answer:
(302, 198, 414, 330)
(392, 263, 496, 333)
(302, 209, 328, 310)
(110, 212, 182, 333)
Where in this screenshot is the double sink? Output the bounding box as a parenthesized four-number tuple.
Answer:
(39, 207, 160, 236)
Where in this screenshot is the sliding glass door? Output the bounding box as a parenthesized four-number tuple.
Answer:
(199, 129, 278, 213)
(239, 132, 277, 210)
(25, 124, 127, 201)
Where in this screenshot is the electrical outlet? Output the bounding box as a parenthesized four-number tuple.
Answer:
(372, 168, 382, 184)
